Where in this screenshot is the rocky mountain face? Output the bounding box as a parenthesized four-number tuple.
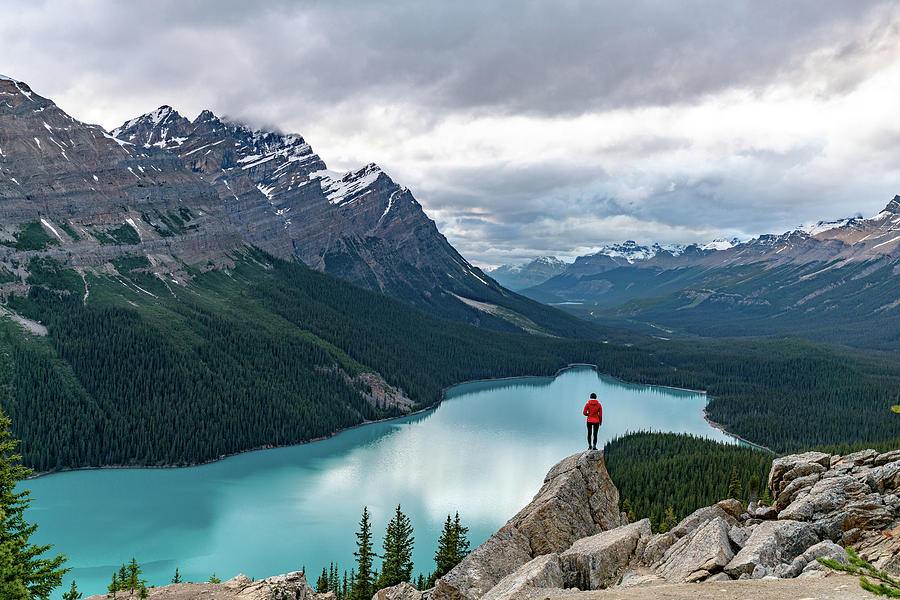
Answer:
(487, 256, 568, 290)
(525, 199, 900, 350)
(0, 77, 597, 337)
(0, 77, 241, 281)
(112, 106, 510, 316)
(373, 449, 899, 600)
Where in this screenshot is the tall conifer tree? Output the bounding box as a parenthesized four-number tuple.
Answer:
(430, 512, 470, 586)
(379, 505, 414, 588)
(0, 408, 67, 599)
(351, 507, 375, 600)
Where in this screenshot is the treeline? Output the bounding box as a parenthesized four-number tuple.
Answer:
(2, 249, 899, 471)
(314, 506, 470, 599)
(604, 432, 774, 531)
(641, 338, 900, 454)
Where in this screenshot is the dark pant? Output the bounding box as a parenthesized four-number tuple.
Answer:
(586, 422, 599, 447)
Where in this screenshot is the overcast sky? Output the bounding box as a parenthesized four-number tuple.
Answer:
(3, 1, 900, 266)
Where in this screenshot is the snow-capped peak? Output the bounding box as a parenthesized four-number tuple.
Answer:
(0, 74, 18, 82)
(148, 105, 176, 125)
(700, 237, 741, 251)
(311, 164, 383, 205)
(589, 241, 694, 263)
(795, 217, 859, 236)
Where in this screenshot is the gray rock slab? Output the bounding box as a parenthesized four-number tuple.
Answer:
(480, 554, 564, 600)
(655, 516, 735, 583)
(559, 519, 652, 590)
(372, 582, 423, 600)
(724, 520, 818, 578)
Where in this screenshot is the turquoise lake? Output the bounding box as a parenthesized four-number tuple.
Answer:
(26, 366, 735, 598)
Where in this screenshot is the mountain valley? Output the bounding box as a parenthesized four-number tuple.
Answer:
(523, 201, 900, 350)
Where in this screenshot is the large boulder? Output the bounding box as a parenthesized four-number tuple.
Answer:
(778, 474, 895, 542)
(640, 503, 738, 565)
(235, 571, 318, 600)
(479, 554, 564, 600)
(774, 541, 848, 578)
(768, 452, 830, 496)
(558, 519, 651, 590)
(431, 525, 533, 600)
(509, 450, 624, 555)
(724, 520, 818, 578)
(372, 582, 423, 600)
(655, 517, 735, 583)
(432, 451, 622, 600)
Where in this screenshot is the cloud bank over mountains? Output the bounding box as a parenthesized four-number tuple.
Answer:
(3, 0, 900, 265)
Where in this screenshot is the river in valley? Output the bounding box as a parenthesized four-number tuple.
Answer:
(26, 366, 735, 598)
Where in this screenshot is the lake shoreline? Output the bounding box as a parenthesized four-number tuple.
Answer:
(702, 411, 777, 455)
(26, 362, 754, 480)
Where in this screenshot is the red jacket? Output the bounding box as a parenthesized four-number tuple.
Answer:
(583, 399, 602, 424)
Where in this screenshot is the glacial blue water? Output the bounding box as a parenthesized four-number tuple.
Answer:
(26, 366, 734, 598)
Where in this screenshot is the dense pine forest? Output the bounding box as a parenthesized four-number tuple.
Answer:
(604, 432, 774, 531)
(1, 249, 898, 471)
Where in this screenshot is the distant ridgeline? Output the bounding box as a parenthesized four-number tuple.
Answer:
(525, 199, 900, 353)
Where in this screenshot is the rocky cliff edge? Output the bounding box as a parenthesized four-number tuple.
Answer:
(420, 448, 900, 600)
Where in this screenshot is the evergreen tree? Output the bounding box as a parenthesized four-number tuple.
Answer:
(327, 563, 338, 596)
(342, 570, 349, 600)
(621, 499, 636, 523)
(452, 512, 470, 563)
(727, 466, 743, 500)
(351, 507, 375, 600)
(171, 568, 182, 584)
(0, 408, 67, 599)
(62, 580, 82, 600)
(126, 557, 142, 593)
(759, 485, 774, 507)
(138, 584, 149, 600)
(107, 573, 118, 599)
(0, 542, 29, 600)
(208, 573, 221, 584)
(117, 566, 127, 590)
(379, 505, 415, 588)
(415, 573, 425, 590)
(430, 512, 470, 586)
(747, 474, 761, 503)
(316, 567, 328, 593)
(660, 507, 678, 533)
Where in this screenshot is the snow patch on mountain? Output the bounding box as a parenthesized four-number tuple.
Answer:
(311, 164, 382, 205)
(700, 237, 742, 251)
(593, 241, 687, 263)
(795, 218, 860, 236)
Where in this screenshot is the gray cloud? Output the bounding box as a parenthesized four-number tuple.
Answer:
(2, 0, 900, 266)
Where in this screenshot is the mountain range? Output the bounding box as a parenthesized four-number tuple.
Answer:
(0, 75, 595, 337)
(523, 201, 900, 350)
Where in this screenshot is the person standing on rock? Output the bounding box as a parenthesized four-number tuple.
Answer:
(583, 392, 602, 450)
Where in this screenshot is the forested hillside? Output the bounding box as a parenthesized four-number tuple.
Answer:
(2, 248, 898, 472)
(0, 249, 636, 471)
(604, 432, 773, 530)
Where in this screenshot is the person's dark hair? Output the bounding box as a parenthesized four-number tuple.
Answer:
(590, 393, 597, 399)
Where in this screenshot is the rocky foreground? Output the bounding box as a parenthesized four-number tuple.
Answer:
(88, 448, 899, 600)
